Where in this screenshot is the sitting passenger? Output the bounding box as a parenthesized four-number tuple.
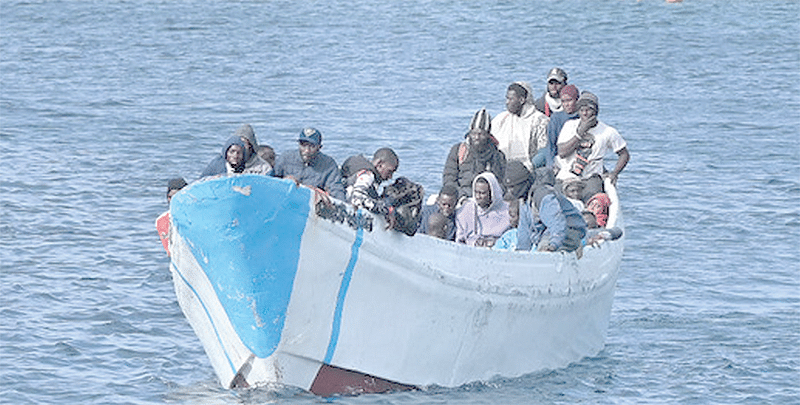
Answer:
(586, 193, 611, 227)
(442, 108, 506, 202)
(200, 124, 271, 178)
(455, 172, 511, 247)
(424, 211, 449, 240)
(257, 144, 276, 167)
(562, 178, 585, 212)
(417, 184, 458, 241)
(272, 127, 346, 200)
(156, 177, 188, 256)
(494, 161, 533, 250)
(517, 169, 586, 252)
(493, 197, 521, 251)
(341, 147, 399, 216)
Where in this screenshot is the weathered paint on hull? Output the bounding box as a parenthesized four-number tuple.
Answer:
(166, 175, 624, 394)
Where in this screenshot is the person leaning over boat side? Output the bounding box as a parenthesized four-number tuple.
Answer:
(491, 82, 550, 171)
(271, 127, 346, 201)
(417, 184, 458, 241)
(517, 168, 586, 253)
(545, 84, 580, 168)
(341, 147, 399, 217)
(555, 91, 630, 203)
(200, 124, 272, 178)
(534, 67, 568, 117)
(455, 172, 511, 248)
(156, 177, 188, 256)
(442, 107, 506, 202)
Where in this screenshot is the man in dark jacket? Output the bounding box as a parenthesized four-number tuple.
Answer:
(272, 127, 346, 200)
(517, 168, 587, 252)
(442, 107, 506, 202)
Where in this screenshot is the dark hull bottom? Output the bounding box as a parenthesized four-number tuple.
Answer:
(310, 364, 416, 396)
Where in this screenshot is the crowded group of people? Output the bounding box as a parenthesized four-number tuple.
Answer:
(163, 67, 629, 256)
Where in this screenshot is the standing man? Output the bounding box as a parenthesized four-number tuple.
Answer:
(534, 67, 568, 117)
(545, 84, 580, 168)
(556, 92, 630, 202)
(491, 82, 549, 171)
(272, 127, 346, 201)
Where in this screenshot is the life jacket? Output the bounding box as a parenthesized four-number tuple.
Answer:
(381, 176, 424, 236)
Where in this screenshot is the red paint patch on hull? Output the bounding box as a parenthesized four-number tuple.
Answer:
(310, 364, 416, 396)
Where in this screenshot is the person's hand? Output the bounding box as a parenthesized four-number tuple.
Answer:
(603, 171, 618, 185)
(385, 209, 398, 230)
(313, 188, 331, 207)
(285, 175, 301, 186)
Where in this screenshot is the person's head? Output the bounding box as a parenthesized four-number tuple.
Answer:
(506, 197, 520, 228)
(425, 211, 449, 239)
(167, 177, 188, 203)
(546, 67, 568, 98)
(258, 145, 275, 167)
(563, 179, 584, 201)
(474, 177, 492, 209)
(227, 144, 245, 168)
(221, 136, 248, 171)
(505, 83, 528, 116)
(560, 84, 580, 114)
(297, 127, 323, 164)
(582, 210, 599, 229)
(467, 107, 492, 150)
(235, 124, 258, 155)
(577, 91, 599, 121)
(372, 147, 399, 181)
(503, 161, 533, 201)
(437, 184, 458, 218)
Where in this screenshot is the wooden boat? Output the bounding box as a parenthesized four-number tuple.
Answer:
(162, 174, 624, 396)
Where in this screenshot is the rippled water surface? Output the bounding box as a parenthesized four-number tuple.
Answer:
(2, 1, 798, 404)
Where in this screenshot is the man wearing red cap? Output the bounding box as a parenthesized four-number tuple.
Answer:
(545, 84, 581, 168)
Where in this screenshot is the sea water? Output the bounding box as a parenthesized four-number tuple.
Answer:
(1, 1, 798, 404)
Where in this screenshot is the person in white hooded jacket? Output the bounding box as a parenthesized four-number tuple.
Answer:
(455, 172, 511, 247)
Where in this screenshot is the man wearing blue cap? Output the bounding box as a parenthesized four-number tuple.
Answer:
(272, 127, 346, 201)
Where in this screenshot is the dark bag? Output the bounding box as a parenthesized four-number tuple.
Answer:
(381, 177, 424, 236)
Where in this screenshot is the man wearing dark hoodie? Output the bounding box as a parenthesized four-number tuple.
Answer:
(199, 124, 272, 178)
(199, 135, 249, 178)
(442, 107, 506, 201)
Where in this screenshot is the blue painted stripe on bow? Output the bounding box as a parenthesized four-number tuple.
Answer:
(324, 226, 364, 364)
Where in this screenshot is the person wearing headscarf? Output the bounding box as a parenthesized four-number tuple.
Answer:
(586, 192, 611, 227)
(517, 167, 586, 253)
(556, 91, 630, 203)
(491, 81, 550, 171)
(442, 108, 506, 201)
(545, 84, 580, 168)
(455, 172, 511, 247)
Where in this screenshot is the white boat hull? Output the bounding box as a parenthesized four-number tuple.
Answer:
(165, 175, 624, 395)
